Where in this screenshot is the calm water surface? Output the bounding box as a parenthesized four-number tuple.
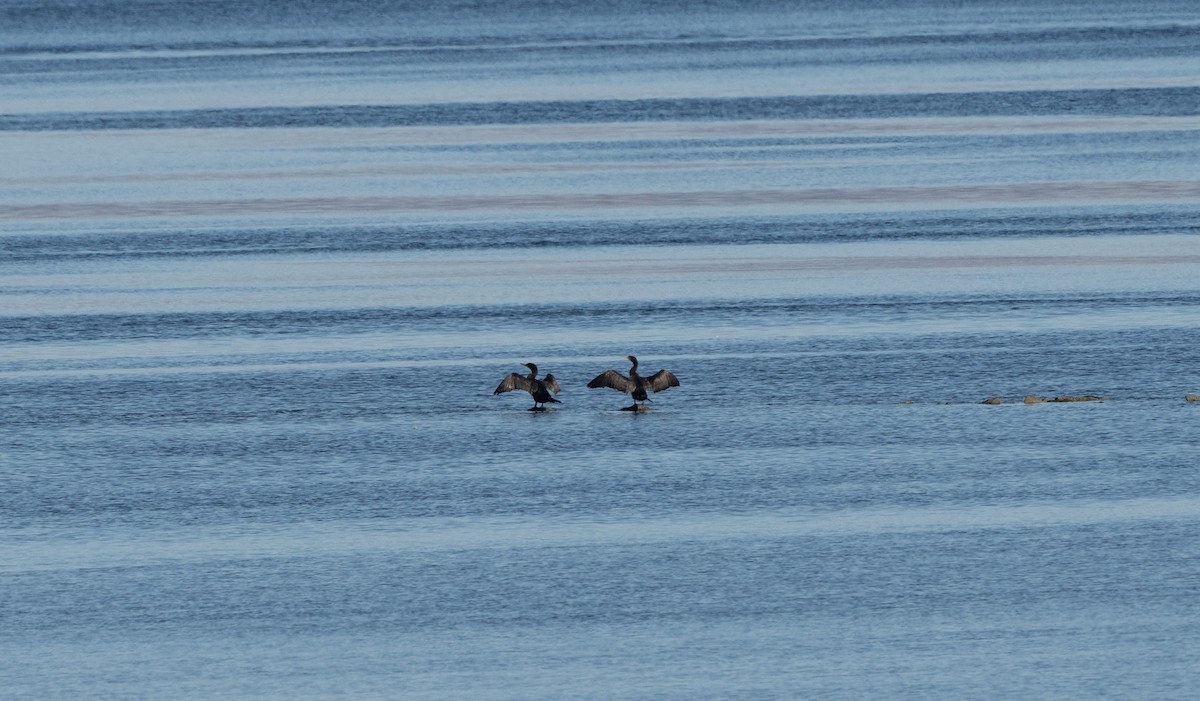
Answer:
(3, 1, 1200, 699)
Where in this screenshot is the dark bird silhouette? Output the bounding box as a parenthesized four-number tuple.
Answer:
(493, 363, 562, 410)
(587, 355, 679, 410)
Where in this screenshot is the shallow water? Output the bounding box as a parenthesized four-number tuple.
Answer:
(3, 1, 1200, 699)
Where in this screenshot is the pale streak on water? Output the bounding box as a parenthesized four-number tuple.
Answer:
(3, 1, 1200, 700)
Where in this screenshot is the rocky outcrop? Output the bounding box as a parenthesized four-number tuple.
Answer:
(959, 394, 1200, 405)
(981, 394, 1106, 405)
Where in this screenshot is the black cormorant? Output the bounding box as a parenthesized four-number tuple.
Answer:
(494, 363, 561, 411)
(587, 355, 679, 410)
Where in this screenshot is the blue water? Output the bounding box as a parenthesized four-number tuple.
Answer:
(3, 1, 1200, 699)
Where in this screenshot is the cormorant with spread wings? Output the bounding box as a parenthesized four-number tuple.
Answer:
(587, 355, 679, 410)
(493, 363, 561, 411)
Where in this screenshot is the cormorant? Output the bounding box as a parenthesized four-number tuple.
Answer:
(587, 355, 679, 410)
(493, 363, 561, 411)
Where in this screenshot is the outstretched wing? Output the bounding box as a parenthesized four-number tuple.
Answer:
(494, 373, 535, 395)
(542, 374, 562, 394)
(587, 369, 635, 393)
(646, 369, 680, 393)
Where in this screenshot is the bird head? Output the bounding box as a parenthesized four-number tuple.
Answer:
(625, 355, 638, 367)
(524, 362, 538, 373)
